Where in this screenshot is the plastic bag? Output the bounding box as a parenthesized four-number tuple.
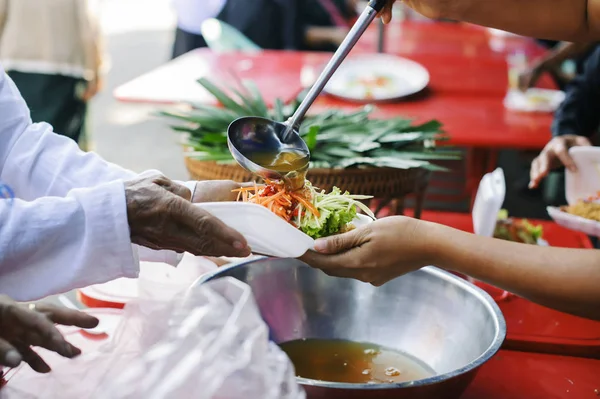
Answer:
(0, 277, 304, 399)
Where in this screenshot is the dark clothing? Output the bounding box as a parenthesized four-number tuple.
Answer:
(535, 39, 597, 78)
(543, 45, 600, 207)
(172, 27, 208, 59)
(172, 0, 352, 55)
(301, 0, 354, 27)
(8, 71, 87, 143)
(172, 0, 301, 57)
(218, 0, 302, 50)
(552, 44, 600, 138)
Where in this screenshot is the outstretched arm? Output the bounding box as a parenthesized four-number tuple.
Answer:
(382, 0, 600, 42)
(300, 216, 600, 321)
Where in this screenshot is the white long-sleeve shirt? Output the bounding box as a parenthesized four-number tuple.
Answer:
(0, 69, 185, 301)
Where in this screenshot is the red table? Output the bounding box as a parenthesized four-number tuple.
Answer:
(113, 50, 317, 107)
(462, 350, 600, 399)
(115, 22, 554, 152)
(353, 21, 556, 203)
(115, 23, 556, 205)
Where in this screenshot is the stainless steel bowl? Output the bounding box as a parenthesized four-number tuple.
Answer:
(194, 258, 506, 399)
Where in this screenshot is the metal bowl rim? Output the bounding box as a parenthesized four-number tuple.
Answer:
(192, 259, 507, 390)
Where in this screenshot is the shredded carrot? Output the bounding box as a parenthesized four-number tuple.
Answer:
(232, 180, 319, 224)
(290, 192, 320, 218)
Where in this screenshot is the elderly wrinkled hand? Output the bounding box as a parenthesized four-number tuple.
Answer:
(0, 298, 98, 373)
(529, 135, 592, 189)
(124, 174, 251, 258)
(299, 216, 433, 286)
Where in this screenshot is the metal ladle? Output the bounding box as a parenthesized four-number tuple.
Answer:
(227, 0, 388, 190)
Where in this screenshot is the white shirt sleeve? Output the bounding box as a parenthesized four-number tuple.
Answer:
(0, 68, 185, 299)
(0, 181, 138, 301)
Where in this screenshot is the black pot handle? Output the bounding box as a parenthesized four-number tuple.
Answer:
(368, 0, 388, 12)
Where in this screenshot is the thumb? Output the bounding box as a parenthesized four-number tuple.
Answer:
(313, 226, 369, 254)
(575, 136, 592, 147)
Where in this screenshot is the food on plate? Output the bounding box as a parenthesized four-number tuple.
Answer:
(559, 191, 600, 221)
(561, 201, 600, 222)
(347, 73, 394, 99)
(348, 73, 393, 89)
(279, 338, 434, 384)
(493, 209, 543, 244)
(526, 92, 552, 106)
(233, 180, 375, 239)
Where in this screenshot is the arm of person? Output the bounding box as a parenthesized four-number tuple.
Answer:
(552, 45, 600, 138)
(397, 0, 600, 42)
(0, 69, 194, 265)
(0, 69, 136, 199)
(538, 41, 596, 69)
(301, 216, 600, 321)
(429, 223, 600, 321)
(0, 181, 137, 302)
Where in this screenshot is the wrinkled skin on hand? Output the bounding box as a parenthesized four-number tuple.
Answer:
(124, 174, 251, 258)
(300, 216, 433, 286)
(0, 297, 99, 373)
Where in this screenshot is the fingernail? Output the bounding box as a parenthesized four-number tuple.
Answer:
(233, 241, 245, 250)
(314, 240, 328, 253)
(4, 350, 21, 367)
(528, 182, 534, 189)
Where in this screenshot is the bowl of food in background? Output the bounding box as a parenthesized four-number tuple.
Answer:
(193, 257, 506, 399)
(493, 209, 546, 246)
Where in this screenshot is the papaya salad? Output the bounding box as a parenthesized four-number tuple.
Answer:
(233, 180, 375, 239)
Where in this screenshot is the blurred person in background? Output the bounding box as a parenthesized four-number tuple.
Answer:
(171, 0, 226, 58)
(518, 41, 597, 91)
(528, 44, 600, 206)
(217, 0, 301, 50)
(0, 0, 103, 150)
(300, 0, 358, 52)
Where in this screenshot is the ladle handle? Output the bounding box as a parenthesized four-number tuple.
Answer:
(284, 1, 382, 135)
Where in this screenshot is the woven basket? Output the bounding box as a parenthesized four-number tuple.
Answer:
(185, 157, 431, 217)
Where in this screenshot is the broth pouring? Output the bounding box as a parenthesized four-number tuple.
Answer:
(249, 149, 309, 190)
(279, 339, 435, 384)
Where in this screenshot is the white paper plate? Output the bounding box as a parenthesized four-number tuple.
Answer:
(79, 257, 218, 306)
(504, 88, 565, 113)
(195, 202, 374, 258)
(323, 54, 429, 102)
(546, 147, 600, 237)
(547, 206, 600, 237)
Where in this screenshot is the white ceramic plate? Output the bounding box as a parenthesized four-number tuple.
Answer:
(504, 88, 565, 113)
(195, 202, 374, 258)
(323, 54, 429, 102)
